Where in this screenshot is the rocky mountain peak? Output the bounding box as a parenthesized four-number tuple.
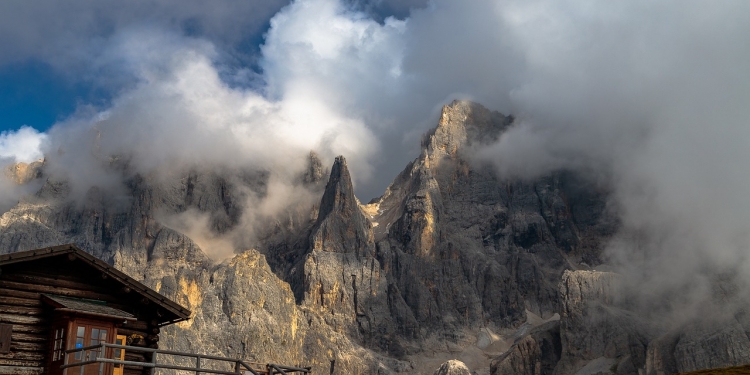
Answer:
(317, 156, 356, 223)
(433, 360, 472, 375)
(4, 159, 44, 184)
(421, 100, 512, 162)
(309, 156, 373, 254)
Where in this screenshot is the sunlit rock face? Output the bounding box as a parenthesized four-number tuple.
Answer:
(4, 160, 44, 184)
(2, 101, 745, 375)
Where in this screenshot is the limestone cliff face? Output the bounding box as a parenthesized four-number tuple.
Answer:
(555, 270, 651, 375)
(490, 321, 561, 375)
(644, 318, 750, 375)
(370, 101, 614, 352)
(489, 269, 750, 375)
(0, 101, 745, 375)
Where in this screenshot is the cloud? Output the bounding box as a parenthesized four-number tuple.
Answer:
(0, 0, 290, 68)
(0, 126, 47, 163)
(37, 0, 413, 202)
(471, 0, 750, 316)
(41, 26, 378, 203)
(0, 126, 47, 212)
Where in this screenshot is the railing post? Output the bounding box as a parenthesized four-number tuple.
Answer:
(235, 361, 241, 374)
(196, 355, 201, 375)
(150, 351, 157, 375)
(62, 347, 69, 375)
(98, 342, 106, 375)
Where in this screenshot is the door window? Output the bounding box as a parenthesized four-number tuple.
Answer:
(69, 321, 113, 375)
(88, 328, 108, 360)
(74, 326, 85, 360)
(52, 327, 65, 361)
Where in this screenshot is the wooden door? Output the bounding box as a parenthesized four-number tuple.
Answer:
(48, 319, 70, 375)
(112, 335, 126, 375)
(68, 320, 114, 375)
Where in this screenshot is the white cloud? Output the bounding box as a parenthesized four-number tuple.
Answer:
(43, 29, 379, 201)
(0, 126, 47, 163)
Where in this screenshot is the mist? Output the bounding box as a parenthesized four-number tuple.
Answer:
(472, 0, 750, 319)
(0, 0, 748, 316)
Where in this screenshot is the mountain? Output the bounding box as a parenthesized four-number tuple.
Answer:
(1, 100, 748, 375)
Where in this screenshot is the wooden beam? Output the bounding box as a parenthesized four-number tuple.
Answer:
(0, 365, 44, 375)
(0, 359, 45, 368)
(2, 274, 115, 296)
(116, 327, 148, 337)
(0, 313, 48, 326)
(2, 326, 47, 335)
(0, 296, 42, 307)
(121, 320, 148, 330)
(0, 280, 116, 302)
(0, 350, 45, 361)
(0, 288, 40, 300)
(10, 333, 47, 344)
(0, 306, 44, 316)
(9, 341, 46, 353)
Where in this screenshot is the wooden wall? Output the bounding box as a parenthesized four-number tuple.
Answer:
(118, 320, 160, 375)
(0, 280, 49, 375)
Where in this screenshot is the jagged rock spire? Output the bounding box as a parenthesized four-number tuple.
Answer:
(301, 156, 389, 343)
(309, 156, 374, 255)
(317, 156, 356, 221)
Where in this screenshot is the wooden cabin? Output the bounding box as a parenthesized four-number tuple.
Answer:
(0, 244, 191, 375)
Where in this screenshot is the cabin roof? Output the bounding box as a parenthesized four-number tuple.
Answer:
(0, 244, 191, 325)
(42, 294, 137, 321)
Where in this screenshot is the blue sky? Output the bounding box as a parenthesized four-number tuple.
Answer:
(0, 62, 81, 132)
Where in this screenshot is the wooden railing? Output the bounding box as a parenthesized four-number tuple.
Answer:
(61, 342, 311, 375)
